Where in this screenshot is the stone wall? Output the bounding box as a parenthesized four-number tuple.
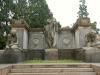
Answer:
(58, 49, 76, 59)
(75, 27, 91, 48)
(28, 28, 75, 49)
(28, 31, 46, 49)
(22, 49, 79, 60)
(24, 49, 45, 60)
(0, 50, 4, 63)
(16, 28, 24, 49)
(57, 29, 75, 49)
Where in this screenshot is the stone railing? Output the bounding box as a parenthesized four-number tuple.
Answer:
(92, 64, 100, 75)
(0, 65, 12, 75)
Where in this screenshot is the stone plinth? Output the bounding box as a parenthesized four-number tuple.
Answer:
(3, 48, 23, 63)
(45, 49, 58, 60)
(82, 47, 100, 62)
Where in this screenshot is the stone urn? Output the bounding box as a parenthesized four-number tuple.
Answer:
(77, 17, 90, 26)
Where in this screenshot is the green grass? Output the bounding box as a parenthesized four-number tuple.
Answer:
(24, 59, 83, 64)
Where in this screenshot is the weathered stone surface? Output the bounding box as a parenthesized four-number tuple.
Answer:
(0, 65, 12, 75)
(45, 49, 58, 60)
(3, 48, 23, 63)
(9, 72, 96, 75)
(58, 49, 76, 59)
(75, 27, 91, 48)
(11, 68, 93, 73)
(77, 18, 90, 26)
(28, 32, 45, 49)
(8, 64, 96, 75)
(16, 28, 24, 49)
(82, 47, 100, 62)
(25, 49, 45, 60)
(0, 50, 4, 63)
(1, 64, 100, 75)
(57, 30, 75, 49)
(12, 64, 91, 68)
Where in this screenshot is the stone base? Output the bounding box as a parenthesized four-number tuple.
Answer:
(3, 48, 23, 63)
(45, 48, 58, 60)
(82, 47, 100, 62)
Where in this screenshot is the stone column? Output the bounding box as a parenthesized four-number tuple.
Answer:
(73, 18, 91, 48)
(11, 19, 29, 49)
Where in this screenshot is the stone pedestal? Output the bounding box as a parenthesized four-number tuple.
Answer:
(3, 48, 23, 63)
(45, 49, 58, 60)
(82, 47, 100, 62)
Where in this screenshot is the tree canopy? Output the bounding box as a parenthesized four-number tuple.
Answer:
(91, 21, 100, 34)
(12, 0, 53, 28)
(78, 0, 89, 18)
(0, 0, 53, 49)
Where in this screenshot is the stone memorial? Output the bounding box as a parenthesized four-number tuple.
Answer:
(3, 29, 23, 63)
(0, 17, 99, 62)
(44, 19, 59, 60)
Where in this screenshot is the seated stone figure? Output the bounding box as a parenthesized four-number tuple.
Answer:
(6, 29, 18, 49)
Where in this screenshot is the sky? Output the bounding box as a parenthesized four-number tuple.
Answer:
(46, 0, 100, 28)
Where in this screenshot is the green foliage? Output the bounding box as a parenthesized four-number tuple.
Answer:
(12, 0, 53, 28)
(26, 0, 53, 28)
(0, 0, 13, 49)
(12, 0, 28, 19)
(0, 36, 6, 49)
(91, 21, 100, 34)
(0, 0, 53, 48)
(78, 0, 89, 18)
(91, 21, 97, 30)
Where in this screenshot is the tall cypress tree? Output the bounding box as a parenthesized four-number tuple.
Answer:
(78, 0, 89, 18)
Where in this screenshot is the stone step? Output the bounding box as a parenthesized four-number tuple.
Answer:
(9, 72, 96, 75)
(11, 68, 94, 73)
(12, 64, 91, 69)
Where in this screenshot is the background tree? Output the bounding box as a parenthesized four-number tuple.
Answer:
(91, 21, 100, 34)
(78, 0, 89, 18)
(26, 0, 53, 28)
(0, 0, 14, 49)
(12, 0, 53, 28)
(12, 0, 28, 20)
(0, 0, 54, 48)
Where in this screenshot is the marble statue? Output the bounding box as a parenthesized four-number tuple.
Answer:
(44, 19, 59, 48)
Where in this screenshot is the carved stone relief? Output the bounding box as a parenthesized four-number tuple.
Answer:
(33, 38, 39, 48)
(63, 38, 70, 45)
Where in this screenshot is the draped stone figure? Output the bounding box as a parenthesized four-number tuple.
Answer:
(44, 19, 59, 48)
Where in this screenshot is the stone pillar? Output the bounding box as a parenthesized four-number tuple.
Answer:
(11, 19, 29, 49)
(73, 18, 91, 48)
(45, 48, 58, 60)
